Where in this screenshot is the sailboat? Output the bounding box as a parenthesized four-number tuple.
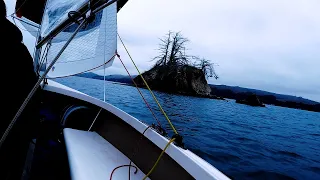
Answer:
(4, 0, 230, 179)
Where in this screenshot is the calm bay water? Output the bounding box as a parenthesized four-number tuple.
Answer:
(56, 76, 320, 180)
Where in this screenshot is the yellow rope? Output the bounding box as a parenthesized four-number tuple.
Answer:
(142, 138, 176, 180)
(117, 33, 178, 135)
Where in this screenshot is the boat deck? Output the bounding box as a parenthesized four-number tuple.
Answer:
(64, 128, 149, 180)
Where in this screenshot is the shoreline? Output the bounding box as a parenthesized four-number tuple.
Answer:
(75, 76, 319, 113)
(108, 80, 226, 100)
(106, 80, 319, 113)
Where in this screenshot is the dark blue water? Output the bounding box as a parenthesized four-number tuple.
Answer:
(56, 76, 320, 180)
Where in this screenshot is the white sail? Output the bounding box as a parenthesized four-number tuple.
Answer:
(13, 16, 40, 37)
(40, 0, 88, 37)
(43, 1, 117, 78)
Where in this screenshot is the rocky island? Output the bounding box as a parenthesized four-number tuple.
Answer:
(134, 31, 221, 99)
(134, 65, 211, 97)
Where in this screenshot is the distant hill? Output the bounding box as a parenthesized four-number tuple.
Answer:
(74, 72, 319, 112)
(75, 72, 136, 84)
(75, 72, 97, 78)
(210, 85, 319, 105)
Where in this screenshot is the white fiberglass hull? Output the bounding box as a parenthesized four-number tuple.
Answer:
(41, 80, 229, 180)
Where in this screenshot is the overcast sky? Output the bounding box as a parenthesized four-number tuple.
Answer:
(5, 0, 320, 102)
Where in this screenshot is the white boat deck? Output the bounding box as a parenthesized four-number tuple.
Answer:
(63, 128, 149, 180)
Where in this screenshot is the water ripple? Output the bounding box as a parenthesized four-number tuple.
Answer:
(56, 77, 320, 180)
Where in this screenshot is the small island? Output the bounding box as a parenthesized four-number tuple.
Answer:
(236, 94, 265, 107)
(134, 31, 220, 99)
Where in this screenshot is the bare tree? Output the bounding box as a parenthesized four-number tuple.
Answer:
(153, 31, 219, 80)
(153, 31, 172, 66)
(153, 31, 189, 67)
(193, 56, 219, 79)
(167, 32, 189, 66)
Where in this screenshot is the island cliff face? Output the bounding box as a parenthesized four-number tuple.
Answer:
(134, 65, 211, 97)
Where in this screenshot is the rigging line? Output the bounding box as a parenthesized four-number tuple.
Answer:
(103, 58, 106, 102)
(38, 41, 51, 71)
(88, 108, 102, 131)
(116, 54, 162, 127)
(142, 138, 176, 180)
(117, 33, 178, 135)
(103, 10, 107, 102)
(46, 54, 116, 79)
(93, 0, 118, 14)
(38, 41, 51, 77)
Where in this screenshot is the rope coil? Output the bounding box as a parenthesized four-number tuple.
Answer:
(110, 164, 138, 180)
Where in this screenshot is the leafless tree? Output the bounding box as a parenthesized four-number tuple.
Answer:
(153, 31, 172, 66)
(193, 56, 219, 79)
(153, 31, 189, 66)
(153, 31, 219, 79)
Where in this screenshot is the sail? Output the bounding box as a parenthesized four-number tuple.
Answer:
(15, 0, 128, 38)
(40, 0, 88, 37)
(15, 0, 126, 77)
(44, 1, 117, 78)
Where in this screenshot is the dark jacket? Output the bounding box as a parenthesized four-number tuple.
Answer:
(0, 17, 38, 132)
(0, 16, 39, 179)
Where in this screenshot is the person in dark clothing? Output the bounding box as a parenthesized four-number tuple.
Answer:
(0, 0, 38, 131)
(0, 1, 40, 179)
(0, 0, 4, 17)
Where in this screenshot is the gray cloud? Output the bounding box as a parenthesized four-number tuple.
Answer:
(113, 0, 320, 101)
(5, 0, 320, 101)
